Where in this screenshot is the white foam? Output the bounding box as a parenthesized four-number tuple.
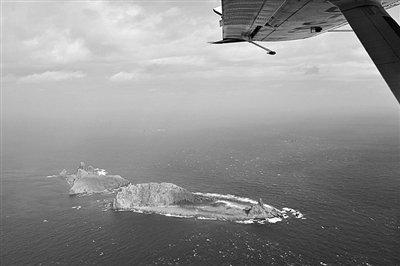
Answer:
(115, 209, 145, 213)
(46, 175, 57, 178)
(123, 208, 194, 218)
(72, 206, 82, 210)
(236, 217, 282, 225)
(131, 209, 144, 214)
(266, 217, 282, 223)
(282, 207, 304, 219)
(94, 168, 108, 176)
(164, 213, 194, 219)
(194, 192, 279, 211)
(197, 216, 217, 221)
(235, 220, 255, 224)
(215, 200, 246, 209)
(193, 192, 258, 205)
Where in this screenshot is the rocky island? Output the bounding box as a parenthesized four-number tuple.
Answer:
(113, 182, 283, 222)
(56, 163, 295, 223)
(60, 162, 129, 195)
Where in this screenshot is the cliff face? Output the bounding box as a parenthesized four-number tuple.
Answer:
(61, 163, 130, 195)
(70, 174, 129, 195)
(114, 183, 195, 209)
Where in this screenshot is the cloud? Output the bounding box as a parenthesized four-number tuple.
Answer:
(109, 71, 136, 82)
(18, 71, 86, 83)
(3, 1, 399, 93)
(23, 29, 91, 64)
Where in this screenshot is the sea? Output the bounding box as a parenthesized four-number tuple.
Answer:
(1, 115, 399, 265)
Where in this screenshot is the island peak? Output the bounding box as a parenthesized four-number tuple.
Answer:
(60, 162, 129, 195)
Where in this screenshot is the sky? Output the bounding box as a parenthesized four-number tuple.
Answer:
(1, 1, 400, 169)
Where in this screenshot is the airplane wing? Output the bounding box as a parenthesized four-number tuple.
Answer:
(213, 0, 400, 103)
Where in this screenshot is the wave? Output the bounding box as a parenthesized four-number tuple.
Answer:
(282, 207, 305, 219)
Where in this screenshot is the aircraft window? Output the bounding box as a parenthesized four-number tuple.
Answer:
(311, 26, 323, 33)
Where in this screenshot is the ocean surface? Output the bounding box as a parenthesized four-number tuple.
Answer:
(1, 116, 400, 265)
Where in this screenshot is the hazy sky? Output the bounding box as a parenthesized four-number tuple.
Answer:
(2, 1, 400, 139)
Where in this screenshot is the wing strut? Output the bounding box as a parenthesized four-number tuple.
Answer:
(248, 41, 276, 55)
(331, 0, 400, 103)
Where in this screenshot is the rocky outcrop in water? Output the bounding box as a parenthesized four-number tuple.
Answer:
(246, 198, 281, 219)
(60, 163, 130, 195)
(113, 182, 282, 222)
(113, 183, 195, 209)
(54, 165, 289, 223)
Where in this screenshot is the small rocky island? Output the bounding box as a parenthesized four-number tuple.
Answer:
(58, 163, 288, 223)
(59, 162, 129, 195)
(113, 182, 282, 222)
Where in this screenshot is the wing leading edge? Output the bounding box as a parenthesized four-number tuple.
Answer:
(214, 0, 400, 103)
(331, 0, 400, 103)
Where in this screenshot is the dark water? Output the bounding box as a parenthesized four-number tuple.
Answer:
(1, 117, 400, 265)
